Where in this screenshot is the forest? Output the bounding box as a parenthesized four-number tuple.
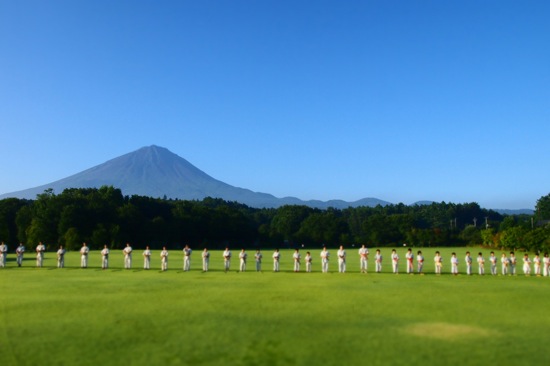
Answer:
(1, 186, 549, 252)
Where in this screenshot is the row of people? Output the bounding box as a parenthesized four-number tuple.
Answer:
(1, 242, 549, 276)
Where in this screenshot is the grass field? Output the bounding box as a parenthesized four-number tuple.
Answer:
(1, 247, 550, 366)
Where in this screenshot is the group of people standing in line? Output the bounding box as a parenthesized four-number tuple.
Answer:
(1, 241, 548, 276)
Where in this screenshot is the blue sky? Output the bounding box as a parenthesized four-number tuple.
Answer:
(1, 0, 549, 209)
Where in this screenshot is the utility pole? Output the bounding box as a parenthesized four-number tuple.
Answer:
(473, 217, 477, 227)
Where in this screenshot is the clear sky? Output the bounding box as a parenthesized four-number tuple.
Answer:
(1, 0, 549, 209)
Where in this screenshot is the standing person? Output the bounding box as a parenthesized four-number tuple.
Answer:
(434, 251, 443, 275)
(391, 249, 399, 274)
(272, 248, 281, 272)
(0, 241, 8, 268)
(293, 249, 301, 272)
(36, 242, 46, 268)
(305, 251, 312, 273)
(223, 247, 231, 272)
(337, 245, 346, 273)
(416, 250, 424, 274)
(254, 249, 262, 272)
(101, 245, 109, 269)
(405, 248, 414, 274)
(183, 245, 192, 271)
(477, 252, 485, 275)
(465, 251, 473, 275)
(509, 252, 517, 275)
(16, 243, 25, 267)
(522, 253, 531, 276)
(358, 245, 369, 273)
(56, 245, 66, 268)
(160, 246, 169, 271)
(80, 243, 90, 268)
(123, 243, 133, 269)
(320, 246, 330, 273)
(533, 253, 542, 276)
(450, 252, 459, 275)
(543, 252, 550, 277)
(143, 246, 152, 270)
(489, 252, 497, 276)
(239, 248, 247, 272)
(375, 249, 382, 273)
(501, 253, 509, 276)
(202, 248, 210, 272)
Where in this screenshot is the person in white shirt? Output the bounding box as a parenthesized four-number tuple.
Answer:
(101, 245, 109, 269)
(16, 243, 25, 267)
(123, 243, 133, 269)
(254, 249, 262, 272)
(223, 247, 231, 272)
(522, 253, 531, 276)
(405, 248, 413, 274)
(272, 249, 281, 272)
(391, 249, 399, 274)
(543, 252, 550, 277)
(183, 245, 192, 271)
(358, 245, 369, 273)
(489, 252, 497, 275)
(450, 252, 459, 275)
(239, 249, 247, 272)
(160, 247, 169, 271)
(0, 242, 8, 268)
(465, 251, 472, 275)
(80, 243, 90, 268)
(36, 242, 46, 268)
(416, 251, 424, 274)
(477, 252, 485, 275)
(56, 245, 66, 268)
(337, 245, 346, 273)
(143, 246, 152, 270)
(320, 247, 330, 273)
(434, 251, 443, 275)
(202, 248, 210, 272)
(509, 252, 517, 275)
(293, 249, 301, 272)
(533, 254, 542, 276)
(501, 253, 509, 276)
(305, 251, 312, 272)
(374, 249, 382, 273)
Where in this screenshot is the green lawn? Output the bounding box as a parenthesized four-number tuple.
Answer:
(1, 247, 549, 366)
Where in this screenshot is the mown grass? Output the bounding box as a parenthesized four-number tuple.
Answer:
(1, 247, 549, 366)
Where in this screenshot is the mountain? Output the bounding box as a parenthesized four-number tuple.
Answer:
(0, 145, 390, 209)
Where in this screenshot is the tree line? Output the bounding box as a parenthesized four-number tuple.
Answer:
(1, 186, 549, 252)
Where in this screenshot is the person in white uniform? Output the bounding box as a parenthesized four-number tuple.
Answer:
(391, 249, 399, 274)
(183, 245, 192, 271)
(239, 249, 247, 272)
(254, 249, 262, 272)
(543, 252, 550, 277)
(522, 253, 531, 276)
(337, 245, 346, 273)
(489, 252, 497, 275)
(0, 242, 8, 268)
(405, 248, 414, 274)
(293, 249, 301, 272)
(434, 251, 442, 275)
(16, 243, 25, 267)
(143, 246, 152, 270)
(223, 247, 231, 272)
(101, 245, 109, 269)
(305, 251, 312, 272)
(465, 251, 472, 275)
(160, 246, 169, 271)
(416, 251, 424, 274)
(80, 243, 90, 268)
(509, 252, 517, 275)
(358, 245, 369, 273)
(450, 252, 459, 275)
(477, 252, 485, 275)
(533, 253, 542, 276)
(272, 248, 281, 272)
(320, 246, 330, 273)
(374, 249, 382, 273)
(123, 243, 133, 269)
(501, 253, 509, 276)
(56, 245, 66, 268)
(36, 242, 46, 268)
(202, 248, 210, 272)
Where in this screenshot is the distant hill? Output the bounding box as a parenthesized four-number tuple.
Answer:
(0, 145, 391, 209)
